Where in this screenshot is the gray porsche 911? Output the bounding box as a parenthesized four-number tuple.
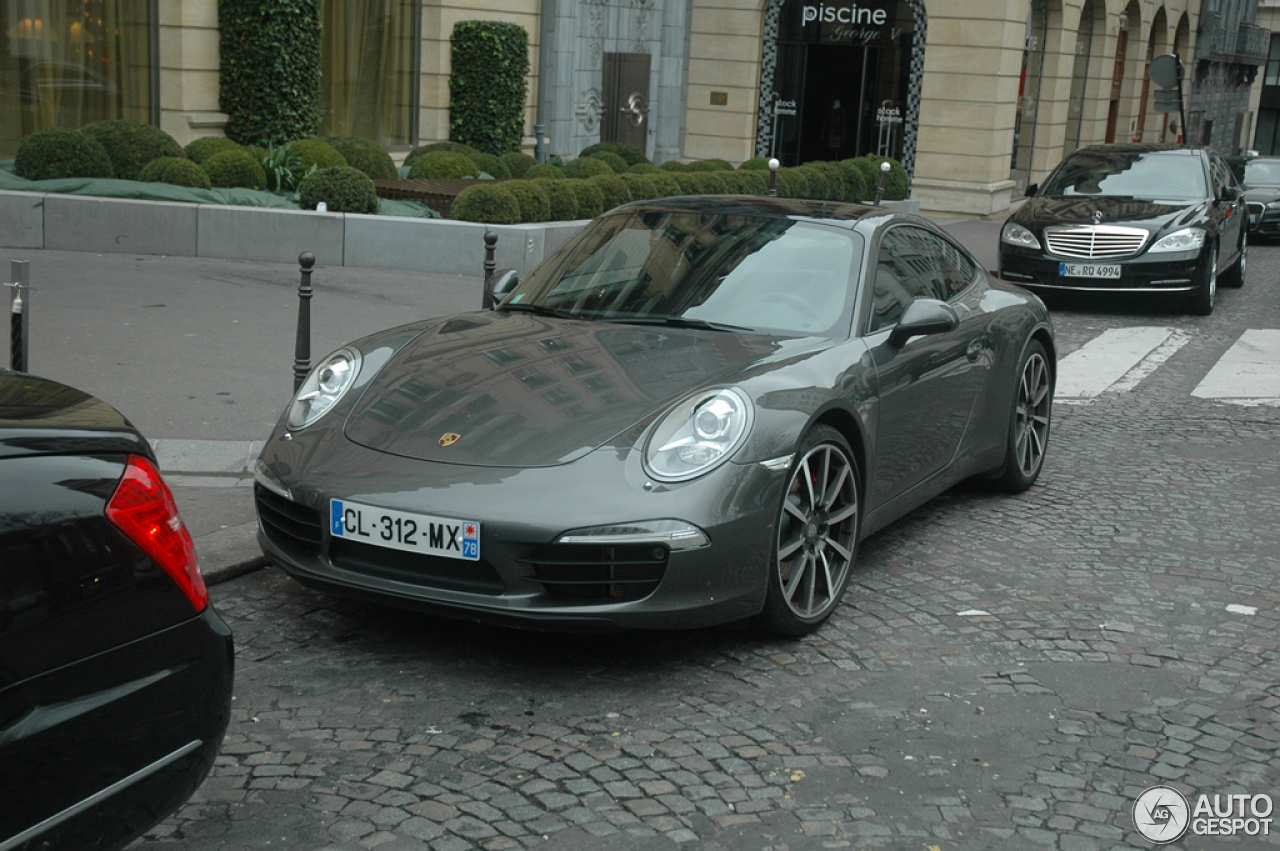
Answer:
(254, 196, 1055, 636)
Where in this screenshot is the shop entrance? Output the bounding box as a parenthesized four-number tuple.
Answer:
(795, 44, 876, 164)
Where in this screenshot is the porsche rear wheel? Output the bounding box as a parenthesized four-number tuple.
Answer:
(995, 340, 1053, 494)
(755, 425, 860, 637)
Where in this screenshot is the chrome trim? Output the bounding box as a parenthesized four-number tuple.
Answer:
(0, 739, 203, 851)
(1044, 224, 1148, 259)
(758, 454, 793, 472)
(1021, 281, 1194, 293)
(556, 520, 710, 551)
(254, 460, 292, 500)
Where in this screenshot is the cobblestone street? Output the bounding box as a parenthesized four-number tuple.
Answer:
(132, 246, 1280, 851)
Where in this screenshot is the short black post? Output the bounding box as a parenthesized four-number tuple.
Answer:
(534, 124, 547, 164)
(483, 231, 498, 285)
(8, 260, 29, 372)
(874, 161, 890, 206)
(293, 252, 315, 393)
(767, 158, 779, 197)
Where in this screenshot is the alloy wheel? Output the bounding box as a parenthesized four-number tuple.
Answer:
(1013, 351, 1052, 478)
(776, 442, 858, 619)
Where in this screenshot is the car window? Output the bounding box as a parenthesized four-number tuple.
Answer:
(1040, 150, 1207, 200)
(1210, 152, 1233, 197)
(867, 226, 967, 334)
(1242, 158, 1280, 187)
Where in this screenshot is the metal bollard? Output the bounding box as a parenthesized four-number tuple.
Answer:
(874, 161, 891, 206)
(7, 260, 30, 372)
(483, 231, 498, 286)
(534, 124, 547, 164)
(294, 252, 315, 392)
(767, 158, 779, 197)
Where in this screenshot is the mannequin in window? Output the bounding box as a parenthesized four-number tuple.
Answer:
(822, 98, 845, 151)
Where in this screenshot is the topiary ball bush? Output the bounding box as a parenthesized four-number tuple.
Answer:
(676, 172, 731, 195)
(589, 174, 632, 211)
(286, 138, 347, 173)
(524, 163, 564, 180)
(503, 181, 551, 222)
(469, 152, 513, 180)
(579, 141, 648, 166)
(14, 128, 113, 181)
(564, 180, 605, 219)
(408, 152, 479, 180)
(734, 170, 769, 195)
(796, 165, 834, 200)
(738, 157, 770, 171)
(185, 136, 243, 164)
(658, 160, 685, 172)
(202, 148, 268, 190)
(530, 179, 579, 221)
(297, 165, 380, 214)
(627, 162, 661, 175)
(774, 167, 810, 199)
(650, 172, 682, 197)
(618, 173, 661, 203)
(500, 152, 539, 178)
(562, 157, 613, 179)
(405, 141, 480, 168)
(80, 119, 183, 181)
(587, 151, 628, 174)
(684, 158, 733, 172)
(450, 183, 521, 223)
(324, 136, 397, 181)
(138, 156, 213, 189)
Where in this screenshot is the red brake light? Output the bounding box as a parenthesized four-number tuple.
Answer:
(106, 454, 209, 612)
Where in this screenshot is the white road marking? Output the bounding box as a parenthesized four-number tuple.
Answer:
(1056, 326, 1186, 402)
(1191, 330, 1280, 406)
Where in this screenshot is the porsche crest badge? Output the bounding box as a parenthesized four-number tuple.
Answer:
(439, 432, 461, 447)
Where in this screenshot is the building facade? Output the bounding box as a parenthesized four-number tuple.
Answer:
(0, 0, 1265, 215)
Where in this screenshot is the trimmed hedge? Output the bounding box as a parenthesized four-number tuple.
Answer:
(406, 141, 480, 167)
(652, 172, 682, 197)
(185, 136, 243, 164)
(530, 178, 579, 221)
(563, 157, 612, 179)
(408, 152, 479, 179)
(504, 181, 551, 222)
(285, 138, 346, 173)
(202, 148, 268, 190)
(450, 21, 529, 155)
(470, 152, 513, 180)
(565, 180, 604, 219)
(618, 173, 661, 202)
(684, 158, 733, 172)
(796, 165, 834, 200)
(589, 174, 631, 211)
(658, 160, 684, 172)
(14, 128, 113, 180)
(860, 154, 909, 200)
(627, 162, 661, 175)
(500, 151, 538, 178)
(325, 136, 397, 180)
(738, 157, 770, 171)
(451, 183, 521, 223)
(587, 151, 628, 174)
(298, 165, 380, 214)
(138, 156, 213, 189)
(579, 141, 647, 166)
(81, 119, 183, 181)
(219, 0, 321, 145)
(525, 163, 564, 180)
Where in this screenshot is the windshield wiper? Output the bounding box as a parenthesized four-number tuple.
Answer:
(497, 302, 585, 320)
(605, 315, 751, 332)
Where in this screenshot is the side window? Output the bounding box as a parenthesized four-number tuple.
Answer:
(867, 227, 972, 334)
(1210, 153, 1232, 197)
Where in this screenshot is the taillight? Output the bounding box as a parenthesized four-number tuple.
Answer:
(106, 454, 209, 612)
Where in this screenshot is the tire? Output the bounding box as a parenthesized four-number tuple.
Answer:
(754, 425, 861, 637)
(1187, 243, 1217, 316)
(995, 339, 1053, 494)
(1221, 231, 1246, 289)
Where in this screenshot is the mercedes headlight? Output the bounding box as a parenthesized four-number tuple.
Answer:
(1001, 222, 1041, 250)
(1149, 227, 1206, 253)
(287, 347, 362, 429)
(644, 388, 753, 482)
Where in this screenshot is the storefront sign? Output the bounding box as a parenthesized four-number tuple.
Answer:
(799, 1, 906, 46)
(876, 104, 902, 124)
(801, 3, 887, 25)
(774, 99, 798, 116)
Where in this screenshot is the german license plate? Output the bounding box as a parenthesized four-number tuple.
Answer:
(1059, 262, 1120, 279)
(330, 499, 479, 561)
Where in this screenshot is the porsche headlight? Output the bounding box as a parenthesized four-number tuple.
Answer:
(1001, 222, 1041, 250)
(1149, 227, 1206, 253)
(644, 388, 753, 482)
(287, 347, 362, 429)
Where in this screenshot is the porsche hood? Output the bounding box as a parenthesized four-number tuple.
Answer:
(342, 312, 787, 467)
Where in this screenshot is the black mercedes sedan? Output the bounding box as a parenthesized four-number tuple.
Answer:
(256, 196, 1056, 637)
(1239, 155, 1280, 241)
(999, 143, 1247, 315)
(0, 371, 233, 850)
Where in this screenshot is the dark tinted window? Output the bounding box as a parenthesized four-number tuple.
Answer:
(1040, 150, 1207, 200)
(868, 227, 972, 334)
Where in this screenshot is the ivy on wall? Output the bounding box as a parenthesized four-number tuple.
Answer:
(450, 22, 530, 155)
(218, 0, 321, 146)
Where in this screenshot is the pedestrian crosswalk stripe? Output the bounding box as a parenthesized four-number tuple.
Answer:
(1056, 326, 1190, 403)
(1191, 329, 1280, 406)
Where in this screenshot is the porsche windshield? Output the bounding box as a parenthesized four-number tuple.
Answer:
(1040, 150, 1207, 200)
(505, 209, 863, 337)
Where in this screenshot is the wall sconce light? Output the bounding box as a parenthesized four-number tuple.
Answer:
(1115, 13, 1129, 32)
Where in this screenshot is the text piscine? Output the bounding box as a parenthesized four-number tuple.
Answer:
(802, 4, 889, 24)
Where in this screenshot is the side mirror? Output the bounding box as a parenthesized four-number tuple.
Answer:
(1024, 183, 1038, 197)
(887, 298, 960, 348)
(483, 269, 519, 309)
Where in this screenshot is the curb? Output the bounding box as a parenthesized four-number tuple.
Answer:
(194, 521, 268, 586)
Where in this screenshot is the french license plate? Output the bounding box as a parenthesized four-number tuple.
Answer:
(1250, 213, 1259, 226)
(330, 499, 479, 561)
(1059, 262, 1121, 279)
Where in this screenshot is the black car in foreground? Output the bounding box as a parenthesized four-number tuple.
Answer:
(256, 196, 1056, 636)
(999, 143, 1246, 315)
(0, 371, 233, 851)
(1239, 155, 1280, 240)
